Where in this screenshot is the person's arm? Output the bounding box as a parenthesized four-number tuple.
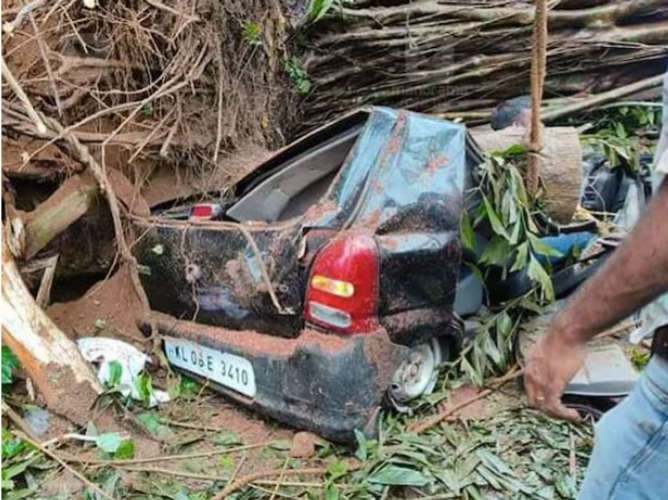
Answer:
(524, 177, 668, 420)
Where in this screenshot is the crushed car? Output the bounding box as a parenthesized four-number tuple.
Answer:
(132, 107, 484, 441)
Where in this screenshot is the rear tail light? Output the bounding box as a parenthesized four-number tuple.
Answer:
(189, 203, 222, 221)
(304, 233, 380, 334)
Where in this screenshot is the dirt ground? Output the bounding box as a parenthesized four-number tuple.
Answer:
(37, 266, 297, 495)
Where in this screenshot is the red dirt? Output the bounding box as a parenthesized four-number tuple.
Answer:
(442, 385, 489, 420)
(304, 199, 337, 221)
(289, 431, 322, 458)
(150, 310, 366, 358)
(47, 264, 146, 344)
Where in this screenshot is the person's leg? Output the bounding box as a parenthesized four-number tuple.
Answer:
(578, 356, 668, 500)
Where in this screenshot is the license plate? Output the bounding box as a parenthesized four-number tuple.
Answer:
(164, 336, 256, 397)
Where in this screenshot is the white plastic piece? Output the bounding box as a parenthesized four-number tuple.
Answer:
(77, 337, 170, 407)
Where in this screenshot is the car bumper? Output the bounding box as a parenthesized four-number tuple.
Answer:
(142, 311, 411, 442)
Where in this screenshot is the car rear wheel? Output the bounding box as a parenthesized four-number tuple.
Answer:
(389, 337, 450, 403)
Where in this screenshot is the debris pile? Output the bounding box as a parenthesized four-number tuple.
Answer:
(302, 0, 668, 129)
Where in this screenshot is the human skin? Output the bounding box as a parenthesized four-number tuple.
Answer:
(524, 178, 668, 420)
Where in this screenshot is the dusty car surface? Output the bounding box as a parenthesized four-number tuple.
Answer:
(133, 107, 482, 441)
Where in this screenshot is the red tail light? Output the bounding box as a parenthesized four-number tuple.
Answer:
(304, 233, 380, 334)
(190, 204, 213, 218)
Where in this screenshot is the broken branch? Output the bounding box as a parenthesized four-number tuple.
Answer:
(1, 56, 46, 134)
(1, 242, 103, 425)
(14, 432, 115, 500)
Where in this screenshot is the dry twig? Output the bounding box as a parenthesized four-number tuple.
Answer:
(212, 465, 361, 500)
(15, 432, 115, 500)
(61, 440, 276, 466)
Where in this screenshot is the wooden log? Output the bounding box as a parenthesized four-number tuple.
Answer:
(471, 126, 583, 223)
(1, 241, 102, 425)
(20, 173, 99, 260)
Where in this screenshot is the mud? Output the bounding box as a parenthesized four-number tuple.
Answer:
(304, 199, 337, 221)
(150, 310, 366, 357)
(42, 362, 100, 426)
(47, 264, 146, 344)
(289, 431, 322, 458)
(442, 385, 489, 420)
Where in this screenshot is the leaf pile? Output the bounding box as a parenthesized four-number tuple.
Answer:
(321, 407, 592, 499)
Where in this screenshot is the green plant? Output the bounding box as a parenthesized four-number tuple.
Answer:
(465, 145, 559, 303)
(135, 372, 154, 407)
(307, 0, 335, 23)
(2, 346, 20, 386)
(2, 429, 42, 497)
(241, 22, 262, 46)
(284, 57, 311, 94)
(454, 145, 563, 383)
(630, 347, 650, 370)
(305, 0, 354, 23)
(581, 104, 662, 171)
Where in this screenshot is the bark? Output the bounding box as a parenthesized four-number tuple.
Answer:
(471, 127, 582, 223)
(20, 173, 99, 260)
(301, 0, 668, 132)
(1, 241, 102, 425)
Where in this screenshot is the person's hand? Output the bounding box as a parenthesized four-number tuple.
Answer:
(524, 330, 586, 421)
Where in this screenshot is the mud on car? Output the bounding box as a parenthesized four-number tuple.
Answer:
(133, 107, 483, 441)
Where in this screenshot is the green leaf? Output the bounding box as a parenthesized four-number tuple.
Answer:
(136, 412, 160, 433)
(369, 465, 430, 487)
(354, 429, 367, 461)
(615, 121, 626, 139)
(219, 455, 235, 470)
(2, 438, 24, 461)
(214, 430, 242, 446)
(508, 220, 522, 245)
(114, 440, 135, 459)
(496, 311, 513, 338)
(460, 211, 475, 250)
(480, 330, 503, 366)
(477, 449, 514, 477)
(107, 361, 123, 388)
(176, 376, 200, 399)
(499, 144, 528, 157)
(307, 0, 335, 23)
(555, 473, 577, 498)
(528, 234, 562, 258)
(527, 255, 555, 302)
(479, 236, 511, 267)
(2, 456, 40, 482)
(2, 346, 20, 385)
(95, 433, 122, 454)
(135, 372, 153, 406)
(461, 356, 483, 387)
(325, 483, 339, 500)
(482, 194, 510, 241)
(268, 440, 291, 451)
(510, 242, 529, 272)
(327, 460, 350, 480)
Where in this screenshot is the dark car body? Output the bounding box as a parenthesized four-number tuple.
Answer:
(133, 107, 482, 441)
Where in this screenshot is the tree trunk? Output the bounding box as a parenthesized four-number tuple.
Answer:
(1, 241, 102, 426)
(300, 0, 668, 132)
(19, 173, 99, 260)
(471, 127, 582, 222)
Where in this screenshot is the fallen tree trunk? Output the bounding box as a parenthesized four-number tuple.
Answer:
(1, 241, 102, 426)
(18, 173, 99, 260)
(471, 127, 583, 222)
(301, 0, 668, 131)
